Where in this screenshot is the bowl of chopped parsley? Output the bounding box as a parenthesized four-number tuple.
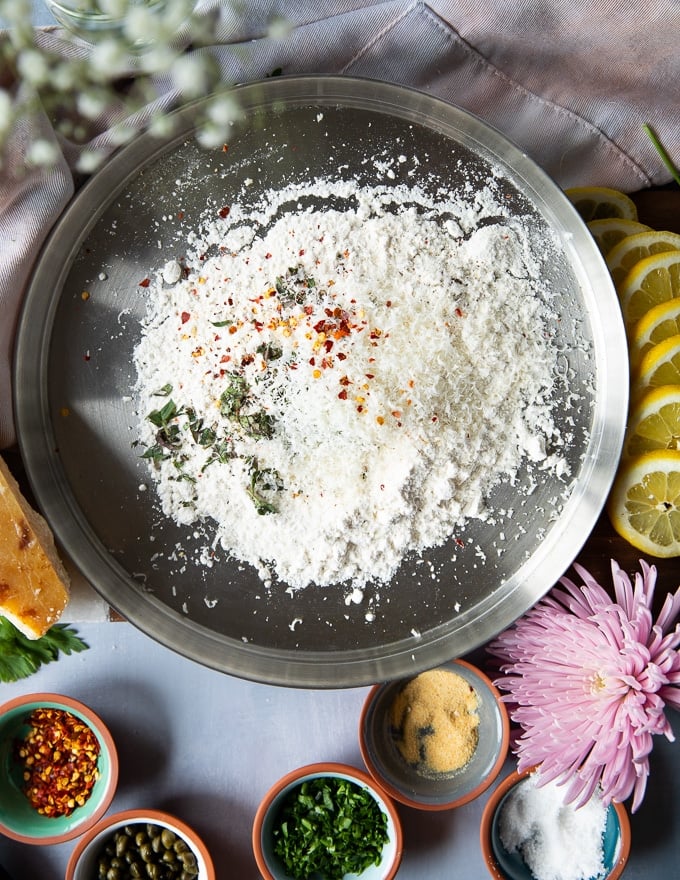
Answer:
(0, 692, 118, 845)
(252, 762, 403, 880)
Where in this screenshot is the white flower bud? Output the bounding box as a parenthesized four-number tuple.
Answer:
(17, 49, 50, 87)
(0, 89, 12, 139)
(171, 54, 212, 98)
(76, 148, 106, 173)
(25, 139, 60, 167)
(76, 89, 108, 120)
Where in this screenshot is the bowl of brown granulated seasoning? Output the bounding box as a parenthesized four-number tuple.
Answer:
(0, 692, 118, 845)
(359, 659, 509, 810)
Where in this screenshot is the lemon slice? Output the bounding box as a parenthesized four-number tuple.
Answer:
(617, 250, 680, 330)
(564, 186, 638, 222)
(606, 229, 680, 286)
(587, 218, 650, 256)
(630, 298, 680, 368)
(636, 334, 680, 394)
(624, 385, 680, 457)
(607, 449, 680, 556)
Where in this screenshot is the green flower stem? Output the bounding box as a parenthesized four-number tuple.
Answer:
(643, 123, 680, 187)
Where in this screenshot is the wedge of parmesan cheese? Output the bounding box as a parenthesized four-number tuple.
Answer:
(0, 455, 70, 639)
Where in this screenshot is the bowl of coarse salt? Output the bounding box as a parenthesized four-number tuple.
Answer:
(359, 659, 509, 810)
(480, 766, 631, 880)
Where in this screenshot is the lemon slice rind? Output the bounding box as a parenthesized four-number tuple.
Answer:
(607, 449, 680, 557)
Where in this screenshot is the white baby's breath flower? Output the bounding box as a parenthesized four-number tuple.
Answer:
(139, 43, 179, 75)
(0, 89, 12, 139)
(76, 89, 109, 120)
(123, 5, 165, 46)
(0, 0, 32, 28)
(25, 138, 61, 167)
(88, 39, 131, 79)
(147, 111, 176, 138)
(195, 121, 229, 149)
(170, 53, 214, 98)
(108, 122, 139, 145)
(16, 49, 51, 87)
(205, 92, 241, 127)
(267, 16, 294, 40)
(49, 60, 81, 92)
(76, 148, 107, 173)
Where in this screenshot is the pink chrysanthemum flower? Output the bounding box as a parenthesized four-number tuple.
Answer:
(488, 559, 680, 812)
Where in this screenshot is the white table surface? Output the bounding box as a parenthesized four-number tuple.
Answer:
(0, 620, 678, 880)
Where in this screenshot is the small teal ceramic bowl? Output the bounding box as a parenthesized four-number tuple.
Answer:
(0, 692, 118, 845)
(360, 659, 510, 810)
(252, 762, 403, 880)
(480, 767, 631, 880)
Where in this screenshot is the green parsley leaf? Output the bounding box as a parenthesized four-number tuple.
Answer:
(0, 618, 89, 683)
(272, 777, 389, 880)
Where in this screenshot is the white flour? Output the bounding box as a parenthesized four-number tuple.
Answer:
(133, 179, 566, 590)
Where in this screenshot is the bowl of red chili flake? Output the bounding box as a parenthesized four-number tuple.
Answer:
(0, 692, 118, 845)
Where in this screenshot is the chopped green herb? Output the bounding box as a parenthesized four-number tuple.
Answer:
(141, 444, 170, 467)
(256, 341, 283, 362)
(219, 374, 249, 419)
(203, 440, 235, 470)
(247, 459, 283, 515)
(0, 618, 88, 683)
(152, 383, 173, 397)
(138, 375, 277, 513)
(272, 776, 389, 880)
(275, 266, 318, 305)
(220, 373, 275, 439)
(148, 398, 180, 428)
(211, 319, 233, 327)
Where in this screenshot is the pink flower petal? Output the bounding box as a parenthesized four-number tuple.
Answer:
(487, 559, 680, 812)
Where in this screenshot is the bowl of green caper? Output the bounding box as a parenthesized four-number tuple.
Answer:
(64, 809, 215, 880)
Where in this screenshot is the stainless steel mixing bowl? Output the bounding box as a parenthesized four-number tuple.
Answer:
(14, 76, 627, 687)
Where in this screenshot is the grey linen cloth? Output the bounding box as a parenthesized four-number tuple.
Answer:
(1, 0, 679, 448)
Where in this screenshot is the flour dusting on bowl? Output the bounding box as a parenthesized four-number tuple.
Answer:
(133, 177, 568, 591)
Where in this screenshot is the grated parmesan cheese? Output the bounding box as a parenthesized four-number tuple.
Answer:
(133, 179, 565, 591)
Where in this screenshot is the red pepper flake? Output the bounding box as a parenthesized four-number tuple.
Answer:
(455, 537, 465, 548)
(177, 211, 184, 220)
(385, 300, 392, 307)
(339, 375, 351, 386)
(265, 253, 272, 259)
(180, 311, 191, 324)
(324, 339, 334, 353)
(455, 307, 464, 317)
(309, 357, 316, 366)
(218, 206, 231, 218)
(365, 373, 374, 380)
(337, 352, 347, 361)
(298, 249, 305, 256)
(83, 351, 91, 362)
(138, 278, 151, 287)
(338, 389, 348, 400)
(303, 305, 314, 316)
(222, 143, 229, 152)
(15, 708, 100, 818)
